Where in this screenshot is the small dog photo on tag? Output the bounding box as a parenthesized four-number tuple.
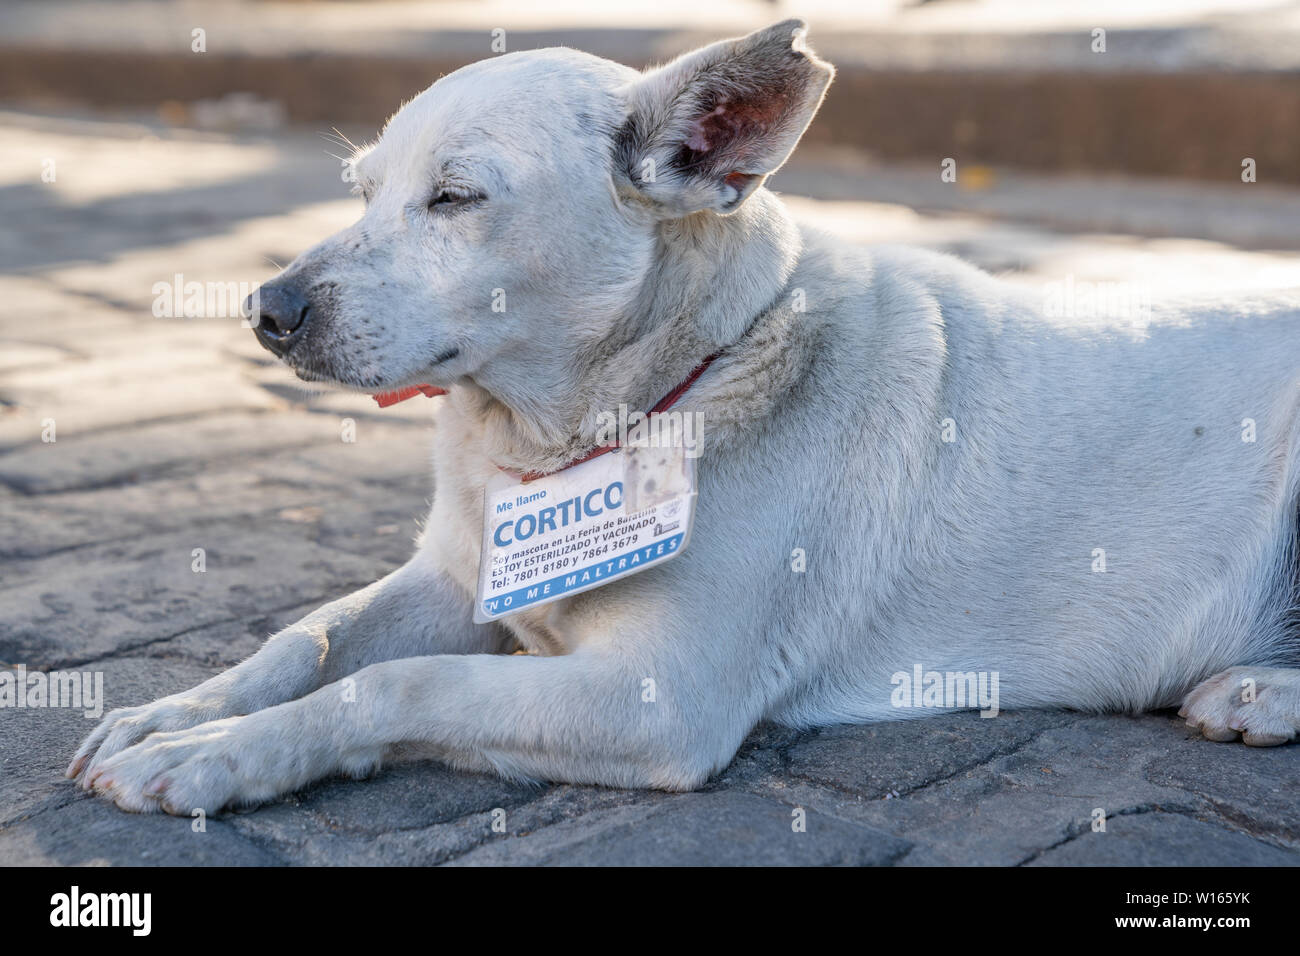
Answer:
(623, 444, 692, 513)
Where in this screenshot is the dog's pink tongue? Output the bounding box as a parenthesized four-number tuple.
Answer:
(372, 384, 447, 408)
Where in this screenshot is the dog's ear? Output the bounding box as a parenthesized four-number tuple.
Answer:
(615, 19, 834, 216)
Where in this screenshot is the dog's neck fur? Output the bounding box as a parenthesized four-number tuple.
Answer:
(460, 188, 804, 475)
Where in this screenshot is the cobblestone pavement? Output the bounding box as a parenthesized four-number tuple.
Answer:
(1, 110, 1298, 865)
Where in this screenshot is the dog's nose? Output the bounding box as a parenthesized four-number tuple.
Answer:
(248, 281, 311, 357)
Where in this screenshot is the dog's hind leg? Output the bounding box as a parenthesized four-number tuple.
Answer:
(1182, 395, 1300, 746)
(1180, 666, 1300, 746)
(1183, 508, 1300, 746)
(69, 555, 508, 784)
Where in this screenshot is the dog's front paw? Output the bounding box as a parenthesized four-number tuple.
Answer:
(84, 715, 325, 815)
(68, 694, 226, 787)
(85, 710, 385, 815)
(85, 718, 253, 814)
(1179, 666, 1300, 747)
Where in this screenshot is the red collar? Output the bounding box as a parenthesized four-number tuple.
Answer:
(515, 351, 720, 482)
(371, 354, 721, 482)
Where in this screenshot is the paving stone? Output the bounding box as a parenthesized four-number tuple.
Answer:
(447, 790, 912, 866)
(0, 528, 383, 667)
(784, 708, 1080, 798)
(1024, 811, 1300, 866)
(397, 785, 675, 867)
(0, 438, 429, 561)
(275, 427, 434, 489)
(0, 341, 72, 372)
(221, 760, 544, 865)
(0, 797, 283, 866)
(0, 409, 352, 494)
(0, 354, 279, 448)
(747, 713, 1300, 866)
(121, 599, 318, 669)
(0, 657, 218, 828)
(0, 277, 137, 337)
(212, 774, 645, 866)
(0, 470, 355, 560)
(275, 760, 540, 835)
(1139, 715, 1300, 846)
(212, 754, 702, 866)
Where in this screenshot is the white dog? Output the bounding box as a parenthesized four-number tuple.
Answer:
(70, 20, 1300, 814)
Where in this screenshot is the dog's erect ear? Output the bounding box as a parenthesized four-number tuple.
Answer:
(615, 19, 834, 216)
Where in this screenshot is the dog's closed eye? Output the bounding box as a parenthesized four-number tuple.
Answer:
(428, 188, 486, 210)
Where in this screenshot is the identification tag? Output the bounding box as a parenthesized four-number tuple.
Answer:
(474, 445, 697, 622)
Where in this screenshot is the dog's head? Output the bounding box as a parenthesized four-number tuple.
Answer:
(250, 19, 833, 398)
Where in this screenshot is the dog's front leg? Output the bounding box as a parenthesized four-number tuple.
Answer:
(88, 647, 755, 813)
(69, 555, 510, 785)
